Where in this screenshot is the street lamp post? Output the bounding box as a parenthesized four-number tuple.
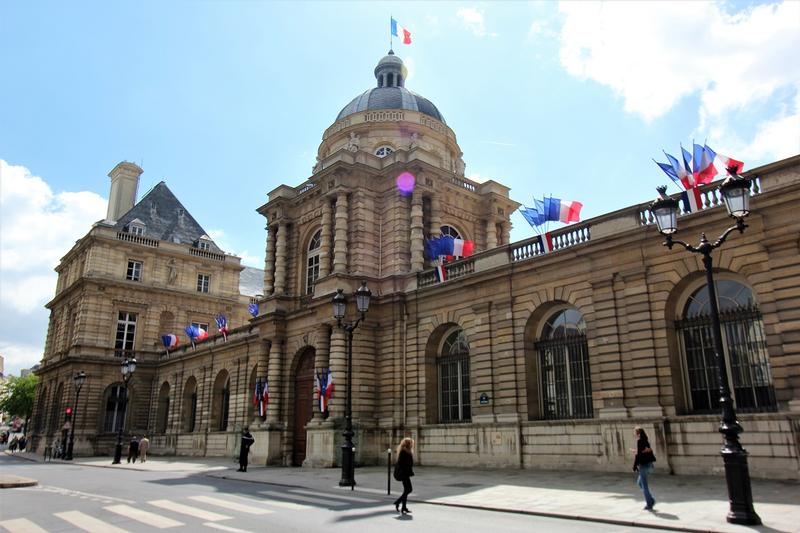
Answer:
(64, 371, 86, 460)
(649, 172, 760, 525)
(331, 281, 371, 489)
(112, 358, 137, 465)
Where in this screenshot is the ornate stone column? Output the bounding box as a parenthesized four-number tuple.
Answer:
(410, 190, 424, 272)
(485, 218, 498, 250)
(328, 327, 347, 419)
(263, 226, 275, 296)
(500, 221, 511, 246)
(266, 340, 283, 424)
(333, 193, 348, 274)
(320, 200, 333, 277)
(273, 223, 287, 295)
(312, 324, 331, 420)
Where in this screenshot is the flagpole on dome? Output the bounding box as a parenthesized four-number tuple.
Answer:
(390, 14, 393, 50)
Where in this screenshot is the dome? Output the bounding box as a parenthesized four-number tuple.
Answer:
(336, 51, 446, 124)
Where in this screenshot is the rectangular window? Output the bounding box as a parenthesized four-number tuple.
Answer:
(130, 225, 145, 236)
(536, 335, 593, 420)
(191, 322, 209, 334)
(438, 356, 471, 423)
(198, 241, 210, 251)
(126, 260, 142, 281)
(114, 311, 137, 358)
(197, 274, 210, 293)
(306, 255, 320, 294)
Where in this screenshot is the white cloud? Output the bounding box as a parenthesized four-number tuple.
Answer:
(556, 1, 800, 159)
(0, 342, 43, 376)
(457, 7, 498, 38)
(0, 160, 107, 375)
(207, 227, 263, 268)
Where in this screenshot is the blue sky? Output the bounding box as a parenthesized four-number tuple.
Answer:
(1, 1, 798, 376)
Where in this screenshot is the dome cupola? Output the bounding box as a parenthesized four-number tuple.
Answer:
(336, 51, 445, 123)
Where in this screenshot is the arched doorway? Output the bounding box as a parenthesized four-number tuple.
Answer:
(292, 348, 315, 466)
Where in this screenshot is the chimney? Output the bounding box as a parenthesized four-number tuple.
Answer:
(106, 161, 143, 222)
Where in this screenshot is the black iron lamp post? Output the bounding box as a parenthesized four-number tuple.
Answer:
(112, 357, 136, 465)
(331, 281, 371, 489)
(64, 371, 86, 460)
(649, 172, 760, 525)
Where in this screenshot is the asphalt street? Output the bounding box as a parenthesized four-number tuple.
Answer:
(0, 455, 667, 533)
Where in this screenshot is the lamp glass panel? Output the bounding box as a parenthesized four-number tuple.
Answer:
(722, 184, 750, 218)
(332, 290, 346, 319)
(356, 285, 371, 313)
(653, 206, 678, 235)
(128, 359, 137, 374)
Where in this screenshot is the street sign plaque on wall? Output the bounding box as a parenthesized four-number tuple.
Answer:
(479, 393, 490, 405)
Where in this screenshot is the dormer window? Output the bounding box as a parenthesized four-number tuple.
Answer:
(196, 234, 212, 251)
(128, 219, 146, 236)
(375, 145, 395, 158)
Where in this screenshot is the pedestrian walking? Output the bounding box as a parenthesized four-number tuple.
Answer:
(237, 427, 255, 472)
(139, 435, 150, 463)
(127, 435, 140, 463)
(392, 437, 415, 514)
(9, 436, 18, 454)
(632, 426, 657, 510)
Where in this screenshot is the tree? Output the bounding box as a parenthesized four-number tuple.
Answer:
(0, 374, 39, 433)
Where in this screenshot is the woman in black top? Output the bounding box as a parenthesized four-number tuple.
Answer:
(393, 437, 415, 514)
(632, 427, 657, 510)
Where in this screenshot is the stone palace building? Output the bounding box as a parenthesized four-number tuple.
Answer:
(30, 51, 800, 479)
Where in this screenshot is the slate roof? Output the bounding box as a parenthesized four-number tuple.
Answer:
(239, 266, 264, 297)
(112, 182, 223, 253)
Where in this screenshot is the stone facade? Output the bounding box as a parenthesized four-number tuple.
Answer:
(29, 53, 800, 480)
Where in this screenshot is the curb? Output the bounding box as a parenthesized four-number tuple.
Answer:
(0, 476, 38, 489)
(2, 452, 38, 463)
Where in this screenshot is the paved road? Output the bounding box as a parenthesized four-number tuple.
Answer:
(0, 455, 665, 533)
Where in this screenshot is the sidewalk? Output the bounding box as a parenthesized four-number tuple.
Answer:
(7, 451, 798, 532)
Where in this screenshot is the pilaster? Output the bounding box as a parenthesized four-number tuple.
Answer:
(274, 223, 287, 295)
(410, 190, 424, 272)
(263, 226, 275, 295)
(333, 193, 349, 274)
(320, 200, 333, 277)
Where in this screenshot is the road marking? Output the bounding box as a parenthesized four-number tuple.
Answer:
(40, 485, 135, 504)
(260, 490, 346, 506)
(229, 493, 312, 511)
(291, 488, 378, 503)
(55, 511, 130, 532)
(0, 518, 48, 533)
(203, 523, 254, 533)
(188, 495, 273, 515)
(149, 499, 232, 521)
(105, 504, 184, 528)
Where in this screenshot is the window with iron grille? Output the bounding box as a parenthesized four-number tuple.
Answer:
(306, 230, 322, 294)
(676, 280, 776, 413)
(535, 308, 593, 420)
(219, 380, 230, 431)
(197, 274, 210, 293)
(438, 329, 471, 423)
(126, 260, 142, 281)
(114, 311, 137, 358)
(104, 385, 127, 432)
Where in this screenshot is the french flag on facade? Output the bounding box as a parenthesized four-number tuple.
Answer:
(693, 143, 718, 185)
(391, 18, 412, 44)
(161, 334, 179, 349)
(215, 314, 230, 341)
(253, 379, 268, 417)
(544, 197, 583, 223)
(316, 370, 334, 414)
(539, 232, 554, 254)
(704, 145, 744, 175)
(434, 264, 447, 282)
(185, 325, 208, 348)
(681, 187, 703, 213)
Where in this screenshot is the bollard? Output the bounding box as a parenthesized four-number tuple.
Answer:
(387, 448, 392, 495)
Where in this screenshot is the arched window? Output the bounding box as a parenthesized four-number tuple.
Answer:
(156, 382, 170, 434)
(535, 308, 593, 420)
(182, 377, 197, 433)
(440, 225, 462, 239)
(438, 329, 471, 423)
(375, 145, 394, 158)
(211, 370, 230, 432)
(103, 385, 127, 432)
(676, 280, 775, 413)
(306, 230, 322, 295)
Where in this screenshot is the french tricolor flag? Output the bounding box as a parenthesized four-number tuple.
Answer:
(434, 264, 447, 282)
(391, 18, 412, 45)
(161, 334, 179, 349)
(681, 187, 703, 213)
(539, 232, 554, 254)
(704, 145, 743, 175)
